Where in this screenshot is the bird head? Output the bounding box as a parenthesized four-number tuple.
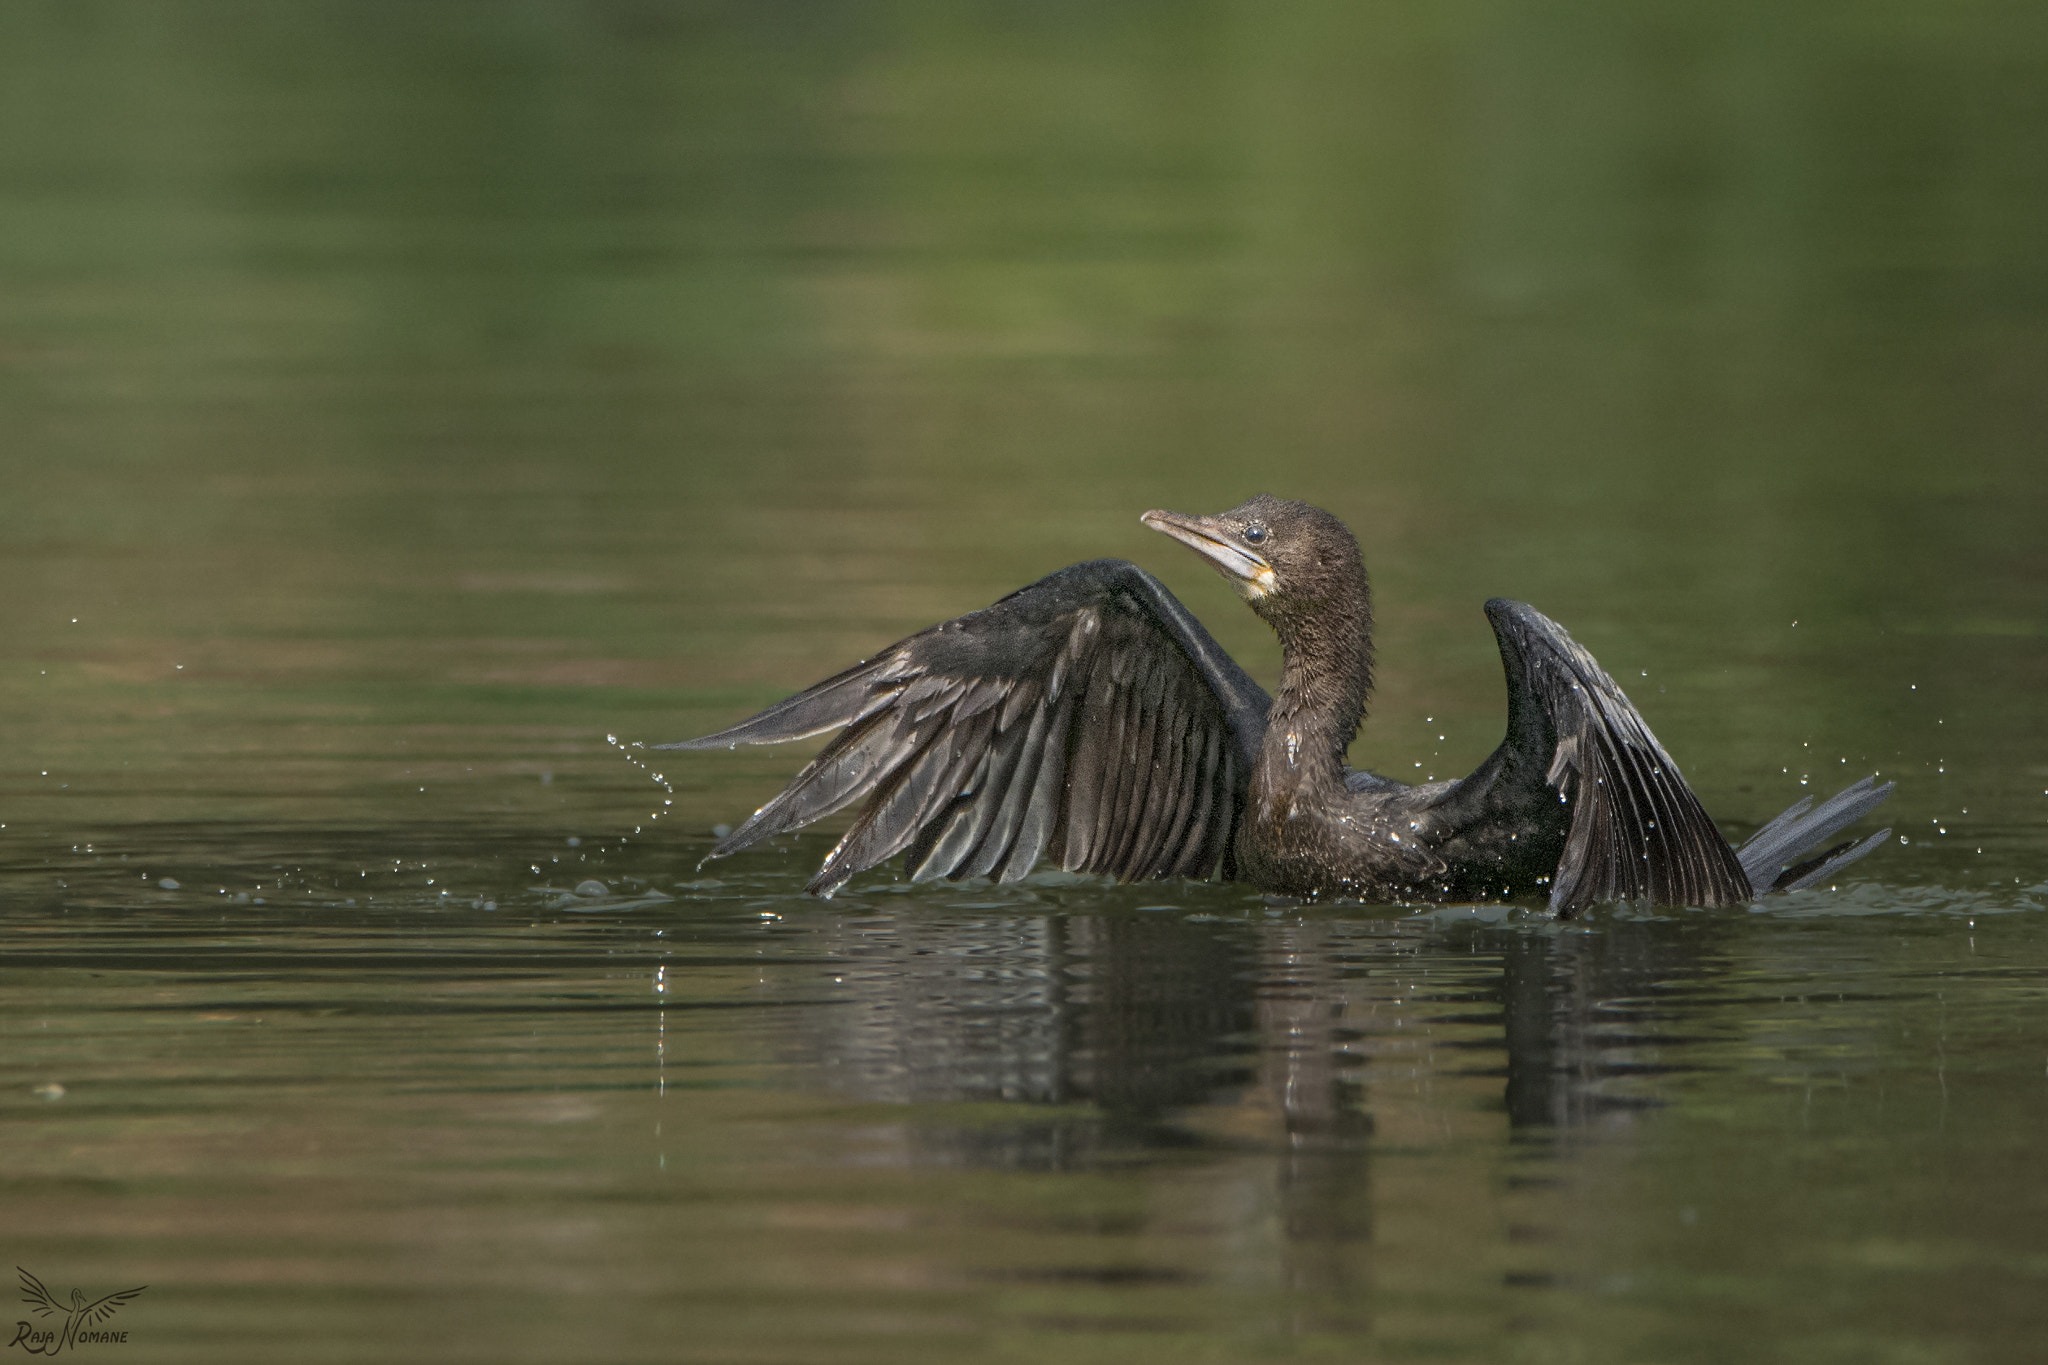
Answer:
(1141, 495, 1364, 629)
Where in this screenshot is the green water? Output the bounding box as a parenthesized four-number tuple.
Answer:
(3, 3, 2045, 1361)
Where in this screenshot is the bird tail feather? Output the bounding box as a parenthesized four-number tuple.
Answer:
(1736, 775, 1894, 893)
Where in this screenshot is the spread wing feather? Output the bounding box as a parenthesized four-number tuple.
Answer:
(1481, 600, 1753, 915)
(18, 1268, 60, 1317)
(81, 1286, 147, 1325)
(660, 560, 1270, 896)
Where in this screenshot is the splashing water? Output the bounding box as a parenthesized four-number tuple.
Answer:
(603, 733, 677, 848)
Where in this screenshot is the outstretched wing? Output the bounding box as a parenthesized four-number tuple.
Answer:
(1459, 600, 1752, 915)
(661, 559, 1271, 896)
(17, 1268, 59, 1317)
(78, 1286, 147, 1325)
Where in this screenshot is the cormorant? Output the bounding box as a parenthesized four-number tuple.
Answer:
(663, 496, 1892, 914)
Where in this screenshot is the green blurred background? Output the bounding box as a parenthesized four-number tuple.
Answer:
(5, 0, 2043, 865)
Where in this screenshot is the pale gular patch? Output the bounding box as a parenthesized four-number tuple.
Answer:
(1231, 565, 1278, 601)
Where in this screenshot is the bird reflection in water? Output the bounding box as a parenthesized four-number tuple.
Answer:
(783, 902, 1716, 1321)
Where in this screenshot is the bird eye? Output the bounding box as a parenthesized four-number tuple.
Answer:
(1242, 524, 1267, 544)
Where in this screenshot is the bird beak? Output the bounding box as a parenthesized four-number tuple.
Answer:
(1141, 509, 1276, 598)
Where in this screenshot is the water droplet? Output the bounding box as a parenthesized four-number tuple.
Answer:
(158, 877, 180, 890)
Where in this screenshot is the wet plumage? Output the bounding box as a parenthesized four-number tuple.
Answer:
(664, 496, 1892, 914)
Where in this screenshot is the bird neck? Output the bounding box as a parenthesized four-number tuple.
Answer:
(1255, 579, 1374, 803)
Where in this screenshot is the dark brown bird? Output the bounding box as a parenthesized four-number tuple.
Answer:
(663, 496, 1891, 914)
